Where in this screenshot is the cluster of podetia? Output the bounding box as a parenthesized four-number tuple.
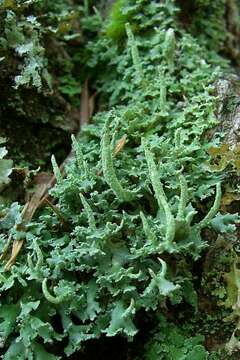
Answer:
(0, 1, 238, 359)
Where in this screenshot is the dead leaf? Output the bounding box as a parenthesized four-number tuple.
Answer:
(114, 134, 127, 156)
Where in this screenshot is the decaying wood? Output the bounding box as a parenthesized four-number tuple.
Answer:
(226, 0, 240, 61)
(214, 75, 240, 146)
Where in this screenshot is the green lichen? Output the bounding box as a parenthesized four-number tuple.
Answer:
(101, 114, 136, 202)
(0, 1, 239, 359)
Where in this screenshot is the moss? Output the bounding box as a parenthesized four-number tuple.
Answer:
(105, 0, 130, 40)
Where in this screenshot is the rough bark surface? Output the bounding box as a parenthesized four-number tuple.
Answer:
(215, 76, 240, 146)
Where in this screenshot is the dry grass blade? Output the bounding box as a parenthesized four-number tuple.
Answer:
(114, 134, 127, 156)
(2, 174, 52, 270)
(5, 239, 24, 271)
(24, 173, 53, 220)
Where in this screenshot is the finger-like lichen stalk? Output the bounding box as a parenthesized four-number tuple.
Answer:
(143, 139, 175, 245)
(0, 273, 7, 282)
(51, 155, 62, 183)
(160, 84, 167, 112)
(123, 298, 135, 318)
(158, 258, 167, 277)
(174, 128, 181, 148)
(71, 135, 88, 176)
(33, 238, 43, 269)
(140, 211, 157, 244)
(163, 28, 176, 73)
(111, 129, 118, 154)
(125, 23, 143, 78)
(148, 259, 169, 282)
(198, 183, 222, 229)
(42, 278, 64, 304)
(80, 193, 96, 229)
(27, 239, 43, 271)
(83, 0, 89, 16)
(110, 118, 120, 152)
(147, 258, 179, 296)
(177, 174, 188, 220)
(101, 115, 135, 202)
(186, 209, 197, 225)
(158, 68, 167, 111)
(27, 254, 34, 269)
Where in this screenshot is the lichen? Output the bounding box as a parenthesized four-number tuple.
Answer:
(0, 1, 239, 359)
